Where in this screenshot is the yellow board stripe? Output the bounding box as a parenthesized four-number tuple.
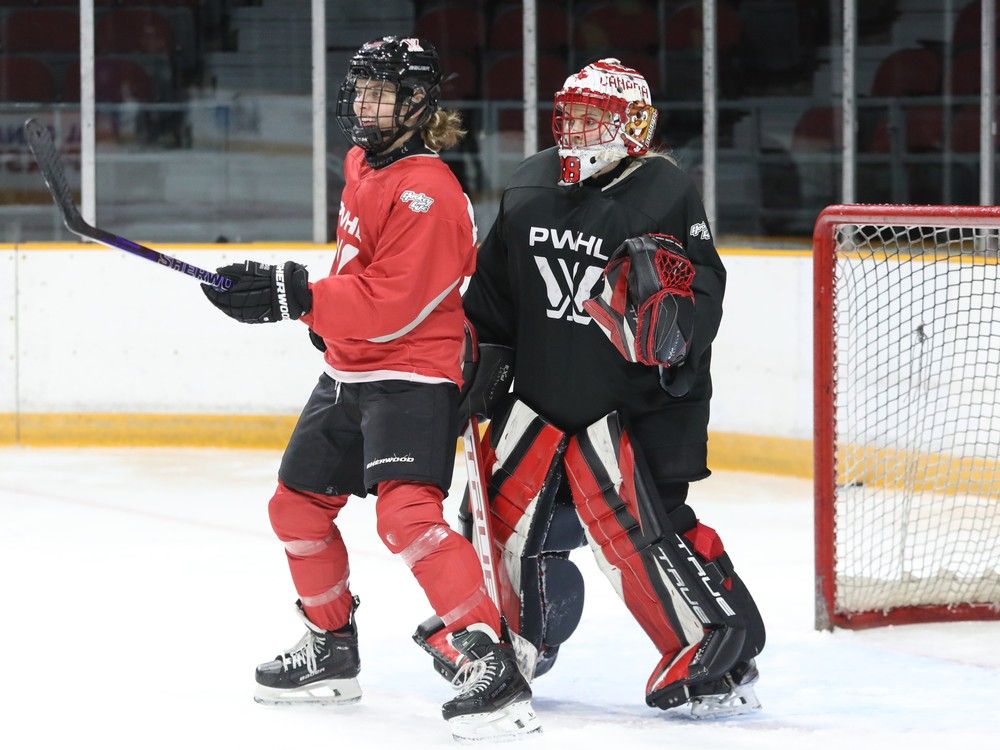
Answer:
(5, 412, 998, 493)
(0, 412, 812, 476)
(1, 413, 298, 450)
(1, 243, 804, 257)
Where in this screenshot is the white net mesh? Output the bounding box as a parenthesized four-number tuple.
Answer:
(833, 223, 1000, 615)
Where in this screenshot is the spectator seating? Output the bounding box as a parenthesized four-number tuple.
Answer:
(951, 48, 1000, 95)
(0, 56, 55, 101)
(870, 48, 942, 97)
(414, 1, 486, 52)
(574, 1, 658, 53)
(64, 58, 156, 102)
(439, 53, 478, 99)
(489, 2, 568, 52)
(792, 106, 841, 151)
(2, 9, 79, 53)
(484, 52, 567, 101)
(95, 8, 175, 56)
(665, 1, 742, 53)
(953, 0, 999, 51)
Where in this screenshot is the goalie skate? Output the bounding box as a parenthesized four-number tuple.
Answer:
(254, 598, 362, 706)
(689, 660, 762, 719)
(442, 624, 542, 743)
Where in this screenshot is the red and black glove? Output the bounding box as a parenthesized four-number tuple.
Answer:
(202, 260, 311, 324)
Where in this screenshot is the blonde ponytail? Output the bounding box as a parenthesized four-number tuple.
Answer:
(421, 108, 466, 152)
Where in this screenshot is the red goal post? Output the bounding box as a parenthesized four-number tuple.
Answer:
(813, 205, 1000, 630)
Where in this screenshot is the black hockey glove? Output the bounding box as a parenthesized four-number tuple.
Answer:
(202, 260, 311, 324)
(458, 343, 514, 424)
(308, 328, 327, 352)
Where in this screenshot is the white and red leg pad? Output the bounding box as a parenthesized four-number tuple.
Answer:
(484, 400, 569, 646)
(563, 412, 746, 708)
(415, 400, 570, 681)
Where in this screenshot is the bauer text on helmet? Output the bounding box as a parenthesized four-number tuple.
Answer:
(553, 59, 659, 185)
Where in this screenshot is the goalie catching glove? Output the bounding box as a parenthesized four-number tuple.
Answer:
(202, 260, 311, 324)
(583, 233, 694, 372)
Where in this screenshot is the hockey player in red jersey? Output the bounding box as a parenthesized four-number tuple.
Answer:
(416, 58, 766, 718)
(202, 37, 539, 742)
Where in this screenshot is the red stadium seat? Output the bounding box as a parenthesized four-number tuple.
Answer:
(0, 56, 56, 102)
(953, 1, 1000, 50)
(867, 107, 944, 153)
(950, 105, 1000, 152)
(574, 2, 658, 52)
(791, 106, 841, 151)
(95, 8, 175, 56)
(951, 48, 1000, 96)
(64, 59, 156, 103)
(498, 107, 552, 137)
(414, 2, 486, 52)
(665, 1, 742, 53)
(484, 53, 567, 101)
(870, 48, 942, 97)
(489, 2, 569, 52)
(439, 54, 478, 99)
(951, 105, 979, 152)
(2, 9, 79, 53)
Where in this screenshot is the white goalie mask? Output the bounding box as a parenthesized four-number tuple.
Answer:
(552, 59, 658, 185)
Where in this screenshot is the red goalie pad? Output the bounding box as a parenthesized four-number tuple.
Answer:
(584, 233, 694, 368)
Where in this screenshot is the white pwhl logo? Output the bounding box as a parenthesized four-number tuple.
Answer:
(528, 226, 608, 259)
(690, 221, 711, 241)
(533, 257, 604, 325)
(401, 190, 434, 213)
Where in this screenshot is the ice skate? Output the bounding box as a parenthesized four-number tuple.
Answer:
(645, 625, 746, 710)
(689, 659, 762, 719)
(442, 624, 541, 743)
(254, 597, 361, 706)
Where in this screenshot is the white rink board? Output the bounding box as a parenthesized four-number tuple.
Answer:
(711, 253, 813, 439)
(5, 246, 334, 413)
(1, 247, 815, 437)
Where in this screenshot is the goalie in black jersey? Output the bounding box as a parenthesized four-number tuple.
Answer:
(415, 58, 765, 718)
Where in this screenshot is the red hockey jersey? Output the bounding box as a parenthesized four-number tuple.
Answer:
(301, 146, 476, 386)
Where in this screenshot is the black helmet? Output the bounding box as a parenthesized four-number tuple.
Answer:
(335, 36, 442, 153)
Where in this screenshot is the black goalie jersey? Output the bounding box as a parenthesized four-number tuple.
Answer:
(463, 147, 726, 482)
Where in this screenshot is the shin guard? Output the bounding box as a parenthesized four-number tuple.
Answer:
(564, 413, 746, 709)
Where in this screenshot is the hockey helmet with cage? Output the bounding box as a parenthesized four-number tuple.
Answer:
(552, 59, 658, 185)
(335, 36, 442, 153)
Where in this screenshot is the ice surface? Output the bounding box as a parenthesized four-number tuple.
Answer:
(1, 447, 998, 749)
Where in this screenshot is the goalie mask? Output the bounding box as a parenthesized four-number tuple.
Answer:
(552, 59, 658, 185)
(335, 36, 442, 153)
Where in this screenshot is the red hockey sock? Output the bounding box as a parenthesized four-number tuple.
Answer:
(377, 480, 501, 635)
(267, 481, 354, 630)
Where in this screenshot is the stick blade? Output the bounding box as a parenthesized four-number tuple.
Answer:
(24, 118, 87, 234)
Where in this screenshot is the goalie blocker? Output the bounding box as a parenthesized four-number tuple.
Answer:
(416, 398, 764, 711)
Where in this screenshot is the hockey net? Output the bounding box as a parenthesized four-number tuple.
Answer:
(814, 205, 1000, 629)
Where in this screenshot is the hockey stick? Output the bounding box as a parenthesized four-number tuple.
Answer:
(23, 118, 233, 291)
(463, 416, 541, 681)
(462, 415, 502, 608)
